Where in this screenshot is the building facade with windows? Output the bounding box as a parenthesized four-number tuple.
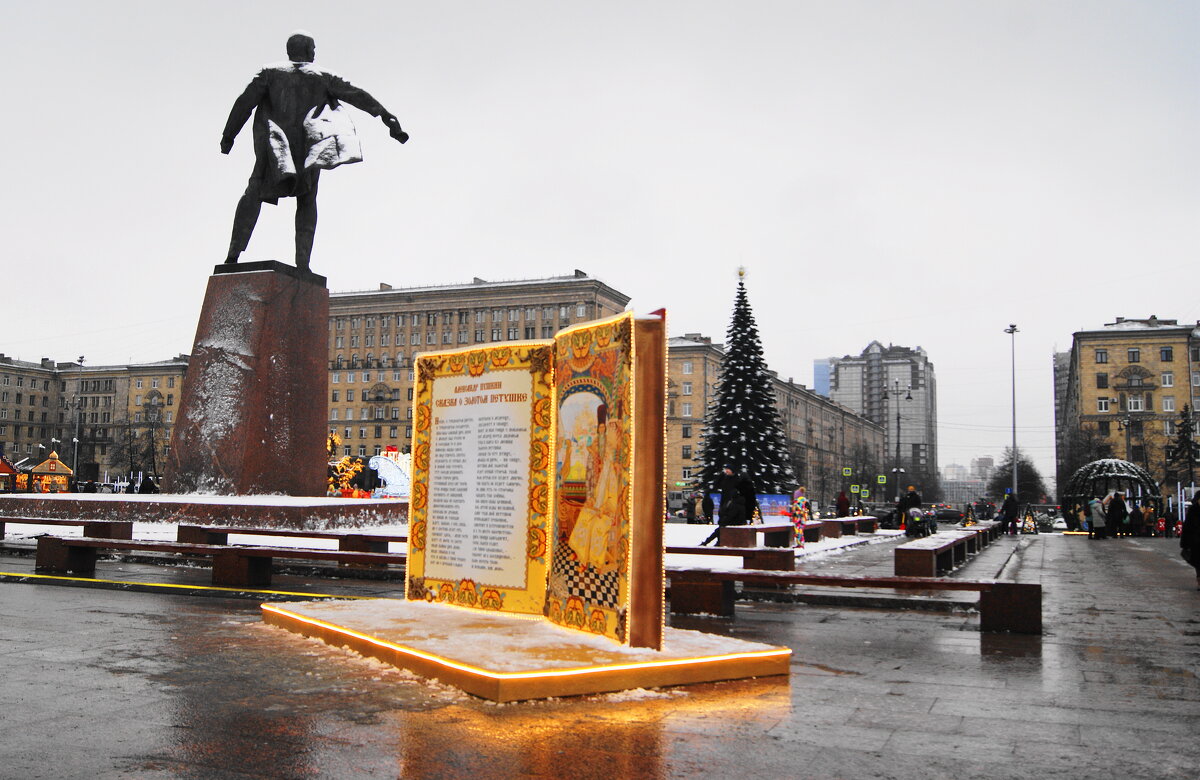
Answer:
(827, 342, 939, 499)
(667, 334, 885, 510)
(0, 353, 188, 484)
(325, 271, 630, 459)
(1057, 316, 1200, 491)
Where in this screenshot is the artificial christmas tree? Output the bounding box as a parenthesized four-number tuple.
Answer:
(697, 269, 796, 495)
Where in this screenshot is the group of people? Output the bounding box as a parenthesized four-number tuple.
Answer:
(1081, 492, 1162, 539)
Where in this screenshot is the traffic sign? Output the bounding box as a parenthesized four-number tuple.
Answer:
(842, 467, 852, 477)
(850, 484, 860, 493)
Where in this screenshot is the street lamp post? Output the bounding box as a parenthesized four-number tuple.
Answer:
(883, 379, 912, 502)
(1005, 324, 1019, 500)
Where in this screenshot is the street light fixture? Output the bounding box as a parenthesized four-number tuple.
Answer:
(1004, 324, 1019, 500)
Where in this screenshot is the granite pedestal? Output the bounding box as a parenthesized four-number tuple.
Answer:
(164, 262, 329, 496)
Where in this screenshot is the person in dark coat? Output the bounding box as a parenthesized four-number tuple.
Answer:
(1181, 493, 1200, 590)
(700, 467, 746, 545)
(737, 474, 759, 523)
(897, 486, 922, 528)
(701, 492, 714, 523)
(999, 493, 1019, 535)
(836, 491, 851, 518)
(221, 32, 408, 269)
(1107, 492, 1129, 537)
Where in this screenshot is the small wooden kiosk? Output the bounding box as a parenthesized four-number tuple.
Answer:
(29, 451, 73, 492)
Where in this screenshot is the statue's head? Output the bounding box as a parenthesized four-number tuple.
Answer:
(286, 31, 316, 63)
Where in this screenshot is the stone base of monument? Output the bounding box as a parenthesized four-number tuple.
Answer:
(0, 494, 407, 529)
(262, 599, 791, 702)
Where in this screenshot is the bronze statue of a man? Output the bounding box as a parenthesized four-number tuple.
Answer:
(220, 32, 408, 271)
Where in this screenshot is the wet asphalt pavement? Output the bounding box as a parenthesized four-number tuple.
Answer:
(1, 533, 1197, 779)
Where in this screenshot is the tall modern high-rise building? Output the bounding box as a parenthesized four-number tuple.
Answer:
(812, 357, 835, 397)
(827, 341, 938, 499)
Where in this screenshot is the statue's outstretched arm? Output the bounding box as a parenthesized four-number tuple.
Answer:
(220, 71, 269, 154)
(329, 75, 409, 144)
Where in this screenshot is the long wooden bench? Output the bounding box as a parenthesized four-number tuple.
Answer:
(665, 545, 794, 571)
(894, 526, 997, 578)
(176, 524, 406, 553)
(718, 523, 795, 548)
(799, 521, 822, 544)
(894, 531, 975, 577)
(0, 516, 133, 540)
(666, 567, 1041, 634)
(819, 518, 862, 538)
(34, 536, 406, 587)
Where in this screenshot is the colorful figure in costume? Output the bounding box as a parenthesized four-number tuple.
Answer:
(568, 418, 624, 574)
(790, 487, 810, 547)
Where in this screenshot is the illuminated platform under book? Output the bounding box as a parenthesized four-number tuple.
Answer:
(262, 599, 791, 702)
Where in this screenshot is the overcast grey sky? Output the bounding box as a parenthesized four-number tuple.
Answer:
(3, 1, 1197, 485)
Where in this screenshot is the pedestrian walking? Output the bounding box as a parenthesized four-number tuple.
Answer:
(699, 467, 745, 546)
(1107, 492, 1129, 537)
(701, 493, 714, 524)
(836, 491, 851, 518)
(1181, 493, 1200, 590)
(1088, 495, 1107, 540)
(999, 493, 1019, 535)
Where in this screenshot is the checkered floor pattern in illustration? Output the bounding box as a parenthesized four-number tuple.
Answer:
(551, 542, 620, 608)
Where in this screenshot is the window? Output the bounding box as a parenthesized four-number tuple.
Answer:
(1099, 422, 1110, 437)
(151, 378, 159, 389)
(410, 333, 421, 345)
(576, 304, 586, 317)
(410, 314, 420, 326)
(681, 361, 693, 375)
(336, 318, 345, 330)
(165, 412, 173, 423)
(507, 327, 518, 340)
(475, 310, 485, 324)
(135, 395, 142, 406)
(1163, 396, 1175, 412)
(1097, 398, 1110, 412)
(365, 334, 374, 347)
(331, 409, 339, 420)
(426, 332, 435, 344)
(332, 390, 340, 402)
(475, 329, 485, 342)
(166, 394, 173, 406)
(491, 328, 502, 341)
(343, 445, 352, 457)
(135, 379, 143, 389)
(681, 402, 693, 417)
(459, 330, 469, 344)
(373, 445, 382, 457)
(1095, 349, 1108, 364)
(492, 309, 502, 322)
(405, 426, 412, 439)
(682, 382, 693, 395)
(389, 426, 398, 438)
(524, 327, 536, 339)
(525, 308, 535, 320)
(332, 372, 340, 383)
(347, 390, 355, 402)
(1163, 371, 1174, 387)
(351, 317, 361, 329)
(365, 317, 375, 329)
(1165, 420, 1177, 435)
(1127, 348, 1140, 363)
(375, 425, 383, 438)
(508, 309, 519, 322)
(1160, 346, 1174, 362)
(427, 313, 438, 326)
(1193, 372, 1200, 387)
(1127, 395, 1144, 412)
(541, 325, 553, 338)
(681, 425, 692, 439)
(681, 445, 692, 459)
(358, 445, 367, 457)
(1095, 373, 1108, 389)
(359, 427, 367, 439)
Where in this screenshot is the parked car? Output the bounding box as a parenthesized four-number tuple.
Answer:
(929, 503, 965, 524)
(1051, 518, 1068, 531)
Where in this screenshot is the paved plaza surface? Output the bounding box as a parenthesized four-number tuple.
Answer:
(1, 532, 1197, 779)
